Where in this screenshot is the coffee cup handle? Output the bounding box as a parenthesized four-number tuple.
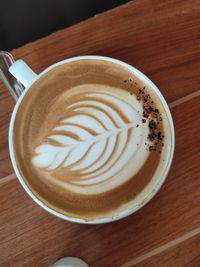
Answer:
(9, 59, 37, 90)
(0, 51, 37, 101)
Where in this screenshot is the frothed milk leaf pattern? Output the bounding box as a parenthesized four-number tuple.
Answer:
(32, 86, 150, 194)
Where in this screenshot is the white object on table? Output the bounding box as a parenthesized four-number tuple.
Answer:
(51, 257, 89, 267)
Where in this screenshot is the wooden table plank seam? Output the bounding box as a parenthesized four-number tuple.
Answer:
(0, 173, 16, 185)
(120, 228, 200, 267)
(168, 90, 200, 108)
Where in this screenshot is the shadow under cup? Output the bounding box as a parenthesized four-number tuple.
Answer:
(9, 56, 175, 224)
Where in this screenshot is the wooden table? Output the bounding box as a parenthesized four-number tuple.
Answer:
(0, 0, 200, 266)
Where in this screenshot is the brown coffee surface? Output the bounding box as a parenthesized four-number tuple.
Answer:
(13, 59, 172, 220)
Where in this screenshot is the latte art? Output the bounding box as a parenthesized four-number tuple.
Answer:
(32, 85, 151, 194)
(13, 59, 170, 220)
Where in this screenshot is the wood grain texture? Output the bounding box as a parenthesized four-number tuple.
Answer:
(0, 82, 15, 177)
(0, 97, 200, 267)
(135, 234, 200, 267)
(0, 0, 200, 178)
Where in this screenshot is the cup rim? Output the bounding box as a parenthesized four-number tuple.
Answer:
(9, 55, 175, 224)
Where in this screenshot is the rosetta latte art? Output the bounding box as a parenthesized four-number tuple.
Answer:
(32, 85, 151, 194)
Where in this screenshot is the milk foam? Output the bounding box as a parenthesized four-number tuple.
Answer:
(32, 84, 151, 194)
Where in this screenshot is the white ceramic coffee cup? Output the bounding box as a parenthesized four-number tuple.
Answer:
(8, 55, 175, 224)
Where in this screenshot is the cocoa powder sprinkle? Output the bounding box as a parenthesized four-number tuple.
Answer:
(136, 85, 164, 152)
